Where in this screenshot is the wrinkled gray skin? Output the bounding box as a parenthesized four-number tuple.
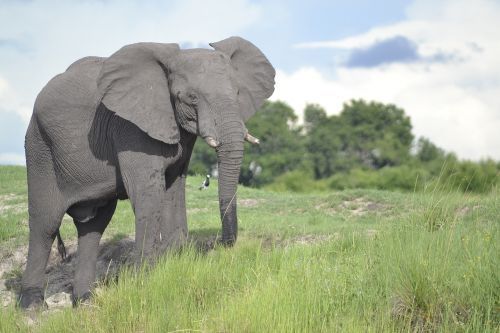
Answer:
(19, 36, 275, 309)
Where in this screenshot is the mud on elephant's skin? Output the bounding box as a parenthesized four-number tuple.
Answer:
(19, 36, 275, 309)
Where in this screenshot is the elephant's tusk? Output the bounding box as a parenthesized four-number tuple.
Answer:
(204, 136, 219, 148)
(245, 132, 260, 145)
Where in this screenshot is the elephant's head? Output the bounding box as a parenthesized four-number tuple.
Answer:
(97, 36, 275, 246)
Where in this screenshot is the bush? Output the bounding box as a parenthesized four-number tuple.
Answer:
(265, 170, 327, 192)
(427, 159, 499, 193)
(267, 161, 499, 194)
(327, 166, 429, 191)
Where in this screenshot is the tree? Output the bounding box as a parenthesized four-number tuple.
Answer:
(303, 103, 327, 133)
(306, 99, 414, 178)
(415, 137, 445, 163)
(306, 114, 344, 178)
(190, 99, 416, 185)
(241, 101, 306, 186)
(339, 100, 414, 169)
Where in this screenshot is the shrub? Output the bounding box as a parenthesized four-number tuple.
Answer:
(327, 166, 429, 192)
(266, 170, 327, 192)
(428, 159, 499, 193)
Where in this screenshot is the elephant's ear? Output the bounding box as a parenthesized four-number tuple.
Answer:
(210, 37, 275, 122)
(97, 42, 181, 144)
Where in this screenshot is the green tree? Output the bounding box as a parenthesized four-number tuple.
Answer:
(340, 99, 414, 169)
(241, 101, 306, 186)
(303, 103, 327, 133)
(306, 99, 414, 178)
(415, 137, 445, 163)
(306, 115, 345, 178)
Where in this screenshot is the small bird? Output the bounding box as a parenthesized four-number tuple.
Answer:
(198, 175, 211, 190)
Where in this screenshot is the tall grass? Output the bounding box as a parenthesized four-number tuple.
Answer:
(376, 218, 499, 331)
(0, 166, 28, 242)
(30, 204, 499, 332)
(0, 166, 498, 332)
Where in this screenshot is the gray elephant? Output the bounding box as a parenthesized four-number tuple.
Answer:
(19, 36, 275, 309)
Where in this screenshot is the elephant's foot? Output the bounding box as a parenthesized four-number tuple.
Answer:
(71, 291, 92, 307)
(218, 238, 236, 248)
(18, 287, 46, 310)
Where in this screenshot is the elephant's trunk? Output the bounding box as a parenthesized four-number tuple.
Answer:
(216, 141, 244, 246)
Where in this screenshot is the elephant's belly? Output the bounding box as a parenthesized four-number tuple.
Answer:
(67, 199, 109, 223)
(56, 156, 124, 209)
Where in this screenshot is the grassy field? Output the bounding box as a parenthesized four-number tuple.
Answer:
(0, 165, 498, 332)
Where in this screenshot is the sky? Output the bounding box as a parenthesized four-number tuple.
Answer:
(0, 0, 499, 164)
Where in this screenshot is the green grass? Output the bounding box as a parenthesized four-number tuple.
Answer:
(0, 166, 498, 332)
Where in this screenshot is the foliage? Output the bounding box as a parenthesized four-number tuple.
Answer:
(415, 137, 446, 163)
(430, 158, 500, 193)
(213, 98, 496, 194)
(266, 169, 328, 193)
(187, 98, 499, 193)
(305, 111, 345, 178)
(303, 103, 327, 133)
(306, 100, 414, 178)
(328, 165, 429, 191)
(241, 101, 306, 187)
(272, 161, 499, 194)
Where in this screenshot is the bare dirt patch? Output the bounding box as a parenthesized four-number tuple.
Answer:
(340, 197, 386, 216)
(257, 233, 340, 249)
(316, 197, 387, 216)
(187, 207, 209, 214)
(314, 203, 337, 216)
(239, 199, 261, 207)
(0, 194, 17, 202)
(455, 205, 481, 217)
(0, 194, 27, 215)
(0, 232, 233, 309)
(287, 234, 339, 245)
(0, 236, 135, 309)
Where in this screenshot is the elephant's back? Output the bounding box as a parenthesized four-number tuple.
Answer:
(29, 56, 120, 191)
(34, 56, 105, 131)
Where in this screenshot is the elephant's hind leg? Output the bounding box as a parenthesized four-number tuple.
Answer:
(20, 206, 66, 309)
(72, 199, 117, 306)
(19, 174, 66, 308)
(20, 119, 67, 309)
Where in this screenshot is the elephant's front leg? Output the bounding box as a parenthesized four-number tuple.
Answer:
(119, 157, 185, 264)
(159, 173, 189, 251)
(130, 175, 169, 263)
(132, 179, 188, 262)
(158, 133, 195, 251)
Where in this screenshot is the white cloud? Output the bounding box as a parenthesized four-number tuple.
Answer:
(0, 0, 261, 122)
(1, 0, 499, 161)
(274, 0, 500, 160)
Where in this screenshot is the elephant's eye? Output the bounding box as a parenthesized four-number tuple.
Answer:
(188, 92, 198, 105)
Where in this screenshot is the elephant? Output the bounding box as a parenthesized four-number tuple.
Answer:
(18, 36, 275, 309)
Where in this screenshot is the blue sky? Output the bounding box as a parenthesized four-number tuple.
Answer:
(1, 0, 499, 164)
